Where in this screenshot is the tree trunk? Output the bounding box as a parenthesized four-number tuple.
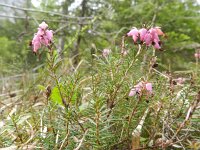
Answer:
(73, 0, 87, 66)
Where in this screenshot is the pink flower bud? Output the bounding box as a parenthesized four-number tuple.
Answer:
(39, 21, 48, 30)
(37, 28, 45, 36)
(145, 82, 153, 94)
(102, 49, 111, 57)
(129, 82, 144, 97)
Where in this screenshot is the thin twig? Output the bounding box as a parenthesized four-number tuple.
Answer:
(59, 131, 70, 150)
(0, 3, 93, 20)
(74, 129, 88, 150)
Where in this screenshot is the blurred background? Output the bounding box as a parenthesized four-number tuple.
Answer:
(0, 0, 200, 75)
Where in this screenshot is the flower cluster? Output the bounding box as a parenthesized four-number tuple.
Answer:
(129, 81, 153, 97)
(31, 21, 53, 53)
(127, 27, 164, 49)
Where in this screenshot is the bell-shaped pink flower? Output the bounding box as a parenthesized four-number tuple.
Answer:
(144, 33, 152, 46)
(145, 82, 153, 94)
(129, 82, 143, 97)
(40, 36, 48, 46)
(37, 28, 45, 36)
(139, 28, 147, 42)
(46, 30, 53, 41)
(32, 34, 41, 53)
(129, 82, 153, 97)
(39, 21, 48, 30)
(150, 28, 160, 42)
(155, 27, 164, 36)
(153, 42, 161, 49)
(127, 28, 139, 43)
(127, 26, 164, 50)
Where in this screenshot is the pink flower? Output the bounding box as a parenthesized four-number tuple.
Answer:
(150, 28, 160, 42)
(37, 28, 45, 36)
(127, 28, 139, 43)
(127, 26, 164, 50)
(129, 82, 153, 97)
(32, 35, 41, 53)
(39, 21, 48, 30)
(31, 22, 53, 53)
(194, 53, 198, 58)
(144, 33, 152, 46)
(128, 82, 143, 96)
(145, 82, 153, 94)
(102, 49, 111, 57)
(153, 42, 161, 49)
(40, 30, 53, 46)
(139, 28, 147, 41)
(194, 53, 200, 58)
(46, 30, 53, 41)
(154, 27, 164, 36)
(129, 82, 143, 97)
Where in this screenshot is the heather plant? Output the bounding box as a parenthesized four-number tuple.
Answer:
(0, 21, 199, 150)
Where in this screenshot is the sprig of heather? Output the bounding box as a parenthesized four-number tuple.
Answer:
(31, 21, 53, 53)
(127, 27, 165, 50)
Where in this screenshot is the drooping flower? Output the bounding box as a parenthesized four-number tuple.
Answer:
(39, 21, 48, 30)
(129, 82, 143, 96)
(32, 35, 41, 53)
(127, 28, 139, 43)
(37, 28, 45, 36)
(153, 42, 161, 50)
(127, 26, 164, 50)
(154, 27, 164, 36)
(139, 28, 148, 42)
(149, 28, 160, 43)
(129, 81, 153, 97)
(46, 30, 53, 41)
(31, 21, 53, 53)
(145, 82, 153, 94)
(144, 33, 152, 46)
